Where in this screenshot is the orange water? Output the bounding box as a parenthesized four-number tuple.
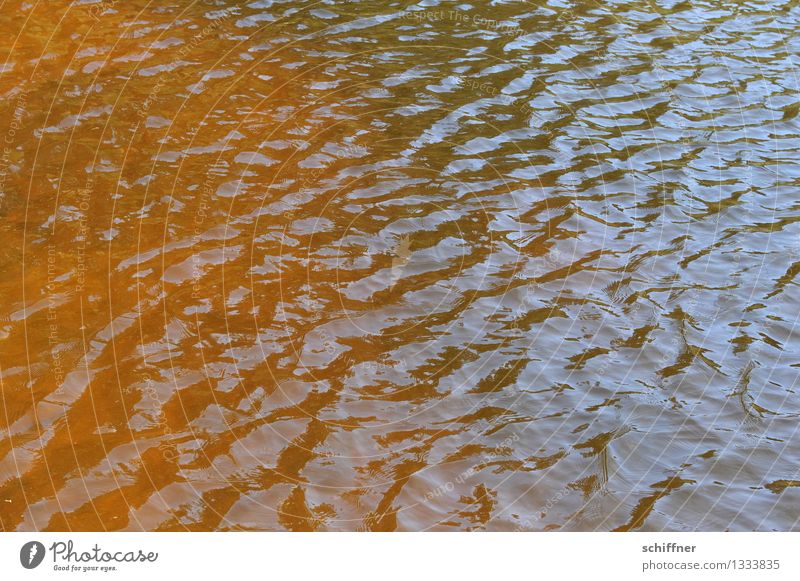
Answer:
(1, 0, 799, 531)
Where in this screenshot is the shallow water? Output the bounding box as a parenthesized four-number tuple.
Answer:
(0, 0, 799, 531)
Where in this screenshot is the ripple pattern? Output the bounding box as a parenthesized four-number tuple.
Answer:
(0, 0, 799, 531)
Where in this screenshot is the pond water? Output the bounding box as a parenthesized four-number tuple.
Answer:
(0, 0, 799, 531)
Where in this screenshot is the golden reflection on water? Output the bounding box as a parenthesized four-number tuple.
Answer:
(0, 0, 799, 531)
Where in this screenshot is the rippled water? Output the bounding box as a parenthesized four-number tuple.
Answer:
(0, 0, 799, 531)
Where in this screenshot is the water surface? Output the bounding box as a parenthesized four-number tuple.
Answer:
(1, 0, 799, 531)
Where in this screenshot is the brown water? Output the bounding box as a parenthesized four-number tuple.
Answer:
(0, 0, 799, 532)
